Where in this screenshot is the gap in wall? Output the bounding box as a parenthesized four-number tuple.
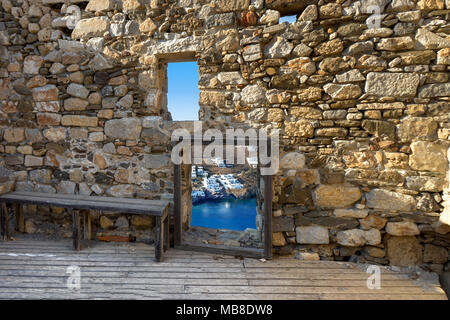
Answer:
(279, 15, 297, 24)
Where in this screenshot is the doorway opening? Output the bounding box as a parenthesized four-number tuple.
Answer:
(172, 136, 273, 259)
(186, 150, 261, 248)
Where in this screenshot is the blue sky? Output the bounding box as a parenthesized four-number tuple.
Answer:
(167, 61, 200, 121)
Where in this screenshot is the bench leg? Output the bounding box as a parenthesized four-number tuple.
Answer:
(155, 216, 163, 262)
(82, 211, 91, 241)
(1, 202, 8, 241)
(164, 214, 169, 252)
(14, 203, 25, 233)
(71, 209, 81, 251)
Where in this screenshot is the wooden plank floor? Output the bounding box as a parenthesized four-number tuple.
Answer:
(0, 237, 447, 300)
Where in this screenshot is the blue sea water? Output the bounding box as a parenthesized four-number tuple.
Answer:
(191, 198, 257, 231)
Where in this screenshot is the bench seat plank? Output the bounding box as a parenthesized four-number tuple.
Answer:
(0, 192, 168, 216)
(10, 191, 170, 208)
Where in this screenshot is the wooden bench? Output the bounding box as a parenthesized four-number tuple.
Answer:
(0, 191, 171, 262)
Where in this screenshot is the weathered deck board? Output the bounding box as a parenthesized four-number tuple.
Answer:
(0, 238, 447, 300)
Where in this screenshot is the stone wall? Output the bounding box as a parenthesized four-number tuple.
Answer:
(0, 0, 449, 271)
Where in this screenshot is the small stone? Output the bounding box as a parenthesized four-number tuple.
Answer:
(415, 28, 450, 50)
(25, 220, 36, 234)
(88, 92, 102, 105)
(286, 57, 315, 75)
(114, 85, 128, 97)
(293, 43, 313, 57)
(386, 221, 420, 236)
(437, 48, 450, 65)
(69, 71, 84, 83)
(24, 155, 43, 167)
(280, 152, 305, 170)
(365, 72, 419, 98)
(297, 87, 322, 101)
(313, 185, 361, 208)
(423, 244, 448, 264)
(117, 94, 133, 108)
(49, 63, 65, 74)
(335, 70, 365, 83)
(23, 55, 43, 74)
(217, 72, 247, 85)
(366, 189, 416, 212)
(397, 117, 437, 142)
(241, 84, 267, 105)
(242, 44, 262, 62)
(100, 216, 114, 229)
(333, 209, 368, 218)
(346, 41, 374, 56)
(296, 252, 320, 261)
(139, 18, 157, 35)
(296, 226, 329, 244)
(86, 37, 105, 52)
(29, 169, 52, 184)
(285, 120, 314, 137)
(324, 84, 361, 100)
(409, 141, 448, 173)
(3, 128, 25, 143)
(405, 176, 444, 192)
(89, 132, 104, 142)
(88, 54, 113, 71)
(259, 9, 280, 24)
(298, 4, 318, 21)
(264, 36, 293, 59)
(417, 0, 445, 10)
(319, 3, 342, 18)
(131, 215, 153, 229)
(272, 232, 287, 246)
(43, 127, 66, 142)
(32, 85, 58, 102)
(418, 83, 450, 98)
(93, 153, 108, 169)
(376, 36, 414, 51)
(315, 39, 343, 56)
(359, 215, 387, 230)
(57, 181, 76, 194)
(387, 236, 423, 266)
(37, 113, 61, 126)
(336, 229, 366, 247)
(67, 83, 89, 99)
(115, 216, 129, 230)
(142, 154, 170, 169)
(104, 118, 142, 140)
(106, 184, 135, 198)
(64, 98, 88, 111)
(86, 0, 116, 12)
(61, 115, 98, 127)
(72, 16, 110, 39)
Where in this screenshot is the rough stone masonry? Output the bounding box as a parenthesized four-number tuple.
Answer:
(0, 0, 449, 272)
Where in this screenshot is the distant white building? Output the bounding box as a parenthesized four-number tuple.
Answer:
(246, 156, 258, 168)
(217, 174, 243, 190)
